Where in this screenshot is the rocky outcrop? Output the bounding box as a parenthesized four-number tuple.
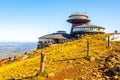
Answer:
(102, 53, 120, 79)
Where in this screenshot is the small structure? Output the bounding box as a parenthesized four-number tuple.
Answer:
(39, 31, 71, 43)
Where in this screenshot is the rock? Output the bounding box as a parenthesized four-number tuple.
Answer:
(103, 53, 120, 77)
(92, 73, 97, 76)
(79, 62, 83, 64)
(21, 55, 29, 60)
(111, 57, 117, 63)
(96, 74, 101, 78)
(67, 60, 73, 64)
(98, 64, 104, 68)
(92, 73, 101, 78)
(90, 57, 95, 62)
(114, 64, 120, 75)
(104, 76, 110, 80)
(113, 75, 119, 79)
(48, 73, 55, 77)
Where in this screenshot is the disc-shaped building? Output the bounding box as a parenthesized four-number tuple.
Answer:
(67, 13, 105, 38)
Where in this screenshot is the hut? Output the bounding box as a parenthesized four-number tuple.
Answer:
(39, 31, 71, 44)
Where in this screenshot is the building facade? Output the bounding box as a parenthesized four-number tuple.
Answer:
(67, 13, 105, 38)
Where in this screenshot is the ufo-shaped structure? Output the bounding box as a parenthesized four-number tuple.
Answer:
(67, 13, 105, 38)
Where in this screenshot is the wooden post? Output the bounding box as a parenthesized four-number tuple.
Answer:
(108, 36, 110, 47)
(87, 40, 90, 56)
(40, 52, 45, 72)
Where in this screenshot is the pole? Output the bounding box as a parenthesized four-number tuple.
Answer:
(40, 52, 45, 72)
(87, 40, 90, 56)
(108, 36, 110, 47)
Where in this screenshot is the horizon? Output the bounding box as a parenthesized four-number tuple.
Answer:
(0, 0, 120, 42)
(0, 41, 37, 43)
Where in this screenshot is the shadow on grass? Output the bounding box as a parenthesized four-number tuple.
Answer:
(7, 71, 48, 80)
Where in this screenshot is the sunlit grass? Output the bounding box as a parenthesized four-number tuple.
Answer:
(0, 34, 112, 79)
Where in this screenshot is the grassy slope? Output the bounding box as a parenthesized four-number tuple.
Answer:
(0, 34, 110, 79)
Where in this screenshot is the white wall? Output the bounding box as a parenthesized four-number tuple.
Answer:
(39, 39, 54, 42)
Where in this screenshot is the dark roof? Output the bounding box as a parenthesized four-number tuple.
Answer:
(75, 24, 105, 29)
(39, 33, 71, 39)
(67, 19, 90, 24)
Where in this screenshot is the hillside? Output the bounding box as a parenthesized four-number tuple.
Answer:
(0, 34, 120, 80)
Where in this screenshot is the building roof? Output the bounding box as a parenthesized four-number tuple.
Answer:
(75, 24, 105, 29)
(69, 14, 88, 18)
(39, 33, 71, 39)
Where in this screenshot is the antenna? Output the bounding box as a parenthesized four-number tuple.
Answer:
(71, 11, 79, 15)
(81, 10, 83, 14)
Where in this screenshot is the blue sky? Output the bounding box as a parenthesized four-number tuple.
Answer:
(0, 0, 120, 42)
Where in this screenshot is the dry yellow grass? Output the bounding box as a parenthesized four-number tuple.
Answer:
(0, 34, 111, 79)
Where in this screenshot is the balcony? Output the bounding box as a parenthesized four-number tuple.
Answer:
(73, 27, 104, 32)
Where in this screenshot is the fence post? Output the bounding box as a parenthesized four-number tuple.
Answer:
(87, 40, 90, 56)
(40, 52, 45, 72)
(108, 36, 110, 47)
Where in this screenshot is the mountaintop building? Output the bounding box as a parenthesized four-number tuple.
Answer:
(67, 13, 105, 38)
(38, 13, 105, 44)
(39, 31, 71, 43)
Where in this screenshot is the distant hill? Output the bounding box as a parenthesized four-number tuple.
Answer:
(0, 42, 37, 59)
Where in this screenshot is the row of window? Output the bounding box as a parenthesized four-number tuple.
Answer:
(73, 27, 103, 32)
(70, 16, 88, 19)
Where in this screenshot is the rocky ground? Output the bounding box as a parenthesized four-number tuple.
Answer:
(45, 52, 120, 80)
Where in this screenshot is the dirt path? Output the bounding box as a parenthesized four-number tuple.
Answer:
(45, 51, 120, 80)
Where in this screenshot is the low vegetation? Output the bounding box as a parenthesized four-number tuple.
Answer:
(0, 34, 120, 80)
